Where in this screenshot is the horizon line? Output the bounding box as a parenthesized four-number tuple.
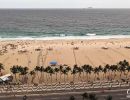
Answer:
(0, 8, 130, 9)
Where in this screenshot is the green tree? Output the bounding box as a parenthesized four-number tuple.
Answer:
(30, 70, 36, 84)
(46, 66, 54, 83)
(77, 67, 83, 81)
(39, 66, 44, 83)
(59, 65, 63, 83)
(82, 64, 93, 81)
(66, 66, 71, 82)
(93, 67, 100, 81)
(10, 65, 19, 82)
(20, 67, 29, 84)
(102, 67, 107, 80)
(54, 67, 60, 82)
(126, 66, 130, 79)
(34, 66, 41, 82)
(62, 68, 68, 83)
(71, 65, 78, 82)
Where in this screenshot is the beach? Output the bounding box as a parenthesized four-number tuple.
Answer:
(0, 38, 130, 74)
(0, 7, 130, 100)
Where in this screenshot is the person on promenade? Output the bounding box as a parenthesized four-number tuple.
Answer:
(23, 95, 27, 100)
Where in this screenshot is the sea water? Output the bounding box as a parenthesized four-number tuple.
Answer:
(0, 9, 130, 40)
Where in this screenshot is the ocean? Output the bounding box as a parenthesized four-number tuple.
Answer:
(0, 9, 130, 40)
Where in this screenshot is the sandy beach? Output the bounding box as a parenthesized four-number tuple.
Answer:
(0, 38, 130, 99)
(0, 38, 130, 75)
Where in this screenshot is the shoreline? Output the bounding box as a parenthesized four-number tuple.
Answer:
(1, 35, 130, 41)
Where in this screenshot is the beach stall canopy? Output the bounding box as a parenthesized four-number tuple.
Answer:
(0, 74, 13, 83)
(49, 61, 57, 66)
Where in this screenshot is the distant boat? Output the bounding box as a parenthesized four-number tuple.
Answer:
(86, 33, 96, 36)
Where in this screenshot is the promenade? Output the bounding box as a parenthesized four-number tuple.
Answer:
(0, 81, 130, 100)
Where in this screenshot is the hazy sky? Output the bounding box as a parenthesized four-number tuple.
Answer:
(0, 0, 130, 8)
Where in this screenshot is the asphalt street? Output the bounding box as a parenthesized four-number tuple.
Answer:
(0, 88, 129, 100)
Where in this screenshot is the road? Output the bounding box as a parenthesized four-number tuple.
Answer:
(0, 87, 129, 100)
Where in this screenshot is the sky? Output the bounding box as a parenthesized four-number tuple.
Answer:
(0, 0, 130, 8)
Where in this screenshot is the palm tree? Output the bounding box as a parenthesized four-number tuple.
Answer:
(10, 65, 19, 82)
(81, 92, 88, 100)
(62, 68, 68, 83)
(81, 65, 85, 81)
(66, 66, 71, 82)
(46, 66, 55, 83)
(122, 60, 130, 79)
(88, 65, 93, 81)
(14, 65, 22, 82)
(34, 66, 40, 82)
(59, 65, 63, 83)
(71, 65, 79, 82)
(39, 66, 45, 83)
(111, 65, 118, 80)
(30, 70, 36, 84)
(71, 69, 77, 83)
(119, 60, 123, 65)
(102, 67, 107, 81)
(123, 60, 129, 66)
(126, 66, 130, 79)
(105, 64, 111, 79)
(105, 95, 112, 100)
(0, 63, 4, 73)
(77, 67, 83, 81)
(93, 67, 100, 81)
(82, 64, 93, 82)
(20, 67, 29, 84)
(69, 96, 75, 100)
(18, 66, 23, 80)
(44, 66, 51, 83)
(98, 65, 103, 78)
(54, 67, 60, 83)
(118, 63, 126, 79)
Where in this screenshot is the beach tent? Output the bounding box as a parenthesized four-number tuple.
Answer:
(50, 61, 57, 66)
(0, 74, 13, 83)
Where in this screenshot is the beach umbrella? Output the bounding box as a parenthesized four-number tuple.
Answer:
(50, 61, 57, 65)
